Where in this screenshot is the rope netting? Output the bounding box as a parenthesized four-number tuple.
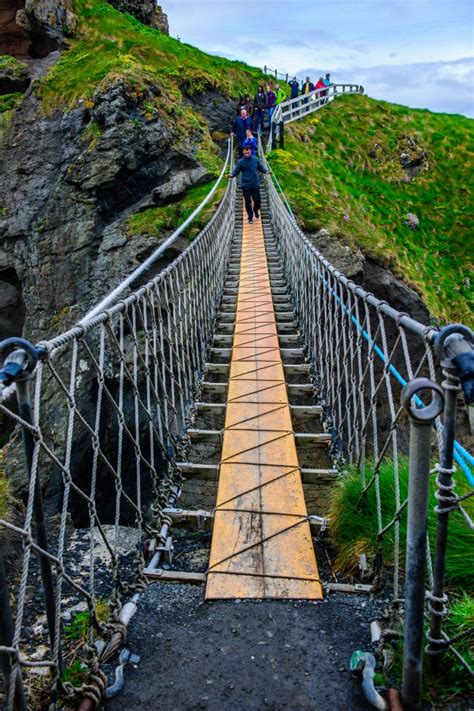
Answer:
(264, 166, 473, 674)
(0, 159, 236, 707)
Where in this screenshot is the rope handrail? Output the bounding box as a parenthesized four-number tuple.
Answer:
(260, 134, 473, 484)
(267, 83, 364, 151)
(78, 137, 234, 329)
(31, 138, 234, 357)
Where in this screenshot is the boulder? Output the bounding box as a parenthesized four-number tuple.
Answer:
(107, 0, 169, 33)
(0, 54, 30, 94)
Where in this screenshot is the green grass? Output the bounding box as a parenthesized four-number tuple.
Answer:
(0, 55, 28, 78)
(268, 95, 473, 325)
(0, 92, 23, 113)
(127, 179, 226, 241)
(37, 0, 272, 113)
(330, 458, 473, 590)
(386, 593, 474, 706)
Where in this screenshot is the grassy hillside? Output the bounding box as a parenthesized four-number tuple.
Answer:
(37, 0, 271, 112)
(268, 95, 473, 325)
(6, 0, 471, 324)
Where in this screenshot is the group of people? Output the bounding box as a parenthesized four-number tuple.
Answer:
(232, 74, 333, 154)
(229, 73, 333, 223)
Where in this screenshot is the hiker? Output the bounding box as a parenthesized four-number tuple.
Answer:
(315, 77, 326, 106)
(228, 146, 271, 224)
(301, 76, 314, 111)
(275, 83, 286, 105)
(288, 77, 300, 114)
(235, 95, 247, 115)
(301, 76, 314, 95)
(232, 109, 253, 156)
(253, 85, 267, 133)
(266, 83, 277, 124)
(244, 94, 254, 117)
(242, 128, 257, 156)
(323, 73, 332, 103)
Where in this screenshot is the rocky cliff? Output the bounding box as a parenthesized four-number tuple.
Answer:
(0, 0, 241, 346)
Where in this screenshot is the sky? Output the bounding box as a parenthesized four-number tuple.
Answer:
(164, 0, 474, 117)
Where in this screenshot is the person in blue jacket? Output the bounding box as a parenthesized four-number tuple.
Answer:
(288, 77, 300, 111)
(242, 128, 257, 156)
(228, 146, 271, 224)
(232, 109, 253, 156)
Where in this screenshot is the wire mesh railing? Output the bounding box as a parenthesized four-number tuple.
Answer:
(266, 84, 364, 151)
(0, 144, 236, 709)
(264, 160, 474, 681)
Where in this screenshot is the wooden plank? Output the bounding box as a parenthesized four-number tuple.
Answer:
(145, 569, 206, 585)
(206, 203, 322, 601)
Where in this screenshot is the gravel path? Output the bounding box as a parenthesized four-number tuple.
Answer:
(103, 580, 381, 711)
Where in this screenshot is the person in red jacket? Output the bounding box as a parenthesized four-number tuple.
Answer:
(315, 77, 326, 106)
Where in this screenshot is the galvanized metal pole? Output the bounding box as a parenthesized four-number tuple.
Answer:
(401, 378, 444, 710)
(15, 377, 59, 660)
(428, 326, 474, 667)
(0, 552, 27, 710)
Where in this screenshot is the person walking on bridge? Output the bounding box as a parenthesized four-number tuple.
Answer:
(232, 109, 253, 156)
(253, 85, 267, 134)
(301, 76, 314, 112)
(228, 146, 270, 224)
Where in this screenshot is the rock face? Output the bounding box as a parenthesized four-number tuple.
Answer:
(0, 0, 75, 58)
(0, 79, 212, 342)
(0, 55, 30, 93)
(107, 0, 169, 33)
(0, 0, 30, 56)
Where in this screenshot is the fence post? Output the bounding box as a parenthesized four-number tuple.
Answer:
(427, 325, 474, 667)
(0, 552, 28, 710)
(0, 341, 60, 666)
(264, 65, 267, 74)
(279, 121, 284, 149)
(401, 378, 444, 710)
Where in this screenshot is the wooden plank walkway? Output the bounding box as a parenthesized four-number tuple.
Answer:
(205, 204, 322, 600)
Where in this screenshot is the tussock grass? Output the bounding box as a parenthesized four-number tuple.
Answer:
(330, 458, 473, 591)
(268, 96, 473, 325)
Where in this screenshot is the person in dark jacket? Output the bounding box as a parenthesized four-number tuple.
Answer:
(288, 77, 300, 114)
(228, 146, 270, 223)
(266, 83, 277, 124)
(235, 95, 246, 115)
(244, 94, 254, 117)
(232, 109, 253, 156)
(288, 77, 299, 98)
(253, 85, 266, 133)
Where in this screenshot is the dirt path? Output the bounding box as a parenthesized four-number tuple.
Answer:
(103, 580, 381, 711)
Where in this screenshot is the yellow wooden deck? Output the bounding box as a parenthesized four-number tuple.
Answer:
(205, 204, 322, 600)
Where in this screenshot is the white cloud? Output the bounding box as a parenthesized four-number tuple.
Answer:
(164, 0, 474, 115)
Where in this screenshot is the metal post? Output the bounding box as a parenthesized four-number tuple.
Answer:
(0, 553, 28, 710)
(400, 378, 444, 710)
(427, 326, 474, 667)
(0, 341, 60, 671)
(15, 377, 59, 659)
(279, 121, 284, 149)
(274, 69, 277, 79)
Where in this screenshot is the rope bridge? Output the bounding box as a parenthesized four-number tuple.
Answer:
(0, 118, 472, 708)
